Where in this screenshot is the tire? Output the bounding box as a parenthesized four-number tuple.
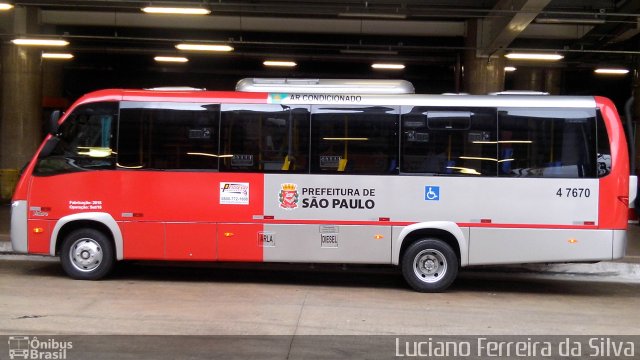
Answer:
(60, 228, 115, 280)
(401, 238, 458, 292)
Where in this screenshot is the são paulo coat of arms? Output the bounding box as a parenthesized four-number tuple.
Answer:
(279, 183, 299, 210)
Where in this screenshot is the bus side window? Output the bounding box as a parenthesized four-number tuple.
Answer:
(498, 108, 597, 178)
(34, 101, 118, 176)
(219, 104, 310, 173)
(117, 102, 220, 170)
(310, 105, 399, 175)
(400, 106, 497, 176)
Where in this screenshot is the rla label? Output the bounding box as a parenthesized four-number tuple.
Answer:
(258, 232, 275, 247)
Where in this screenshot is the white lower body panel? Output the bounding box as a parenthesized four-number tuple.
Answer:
(468, 228, 621, 265)
(262, 224, 391, 263)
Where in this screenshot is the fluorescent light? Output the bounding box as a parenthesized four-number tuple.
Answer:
(594, 68, 629, 75)
(504, 66, 517, 72)
(42, 53, 74, 60)
(323, 137, 369, 141)
(142, 7, 210, 15)
(187, 153, 233, 158)
(77, 147, 112, 158)
(446, 166, 481, 175)
(371, 63, 405, 70)
(0, 3, 13, 10)
(460, 156, 515, 163)
(12, 38, 69, 46)
(535, 18, 605, 25)
(473, 140, 533, 144)
(154, 56, 189, 63)
(505, 53, 563, 61)
(175, 43, 234, 52)
(459, 156, 498, 162)
(116, 163, 143, 169)
(187, 152, 233, 158)
(263, 60, 297, 67)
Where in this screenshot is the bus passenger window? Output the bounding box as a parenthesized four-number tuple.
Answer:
(117, 102, 220, 170)
(400, 107, 497, 176)
(219, 104, 309, 173)
(34, 102, 118, 176)
(498, 108, 597, 178)
(310, 106, 399, 175)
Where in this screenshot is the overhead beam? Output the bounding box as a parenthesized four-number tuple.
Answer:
(477, 0, 551, 56)
(586, 0, 640, 45)
(609, 17, 640, 43)
(40, 10, 465, 37)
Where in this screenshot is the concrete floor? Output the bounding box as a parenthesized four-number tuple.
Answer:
(1, 258, 639, 336)
(1, 202, 639, 358)
(0, 258, 637, 358)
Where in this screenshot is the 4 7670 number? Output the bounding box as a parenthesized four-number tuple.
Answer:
(556, 187, 591, 198)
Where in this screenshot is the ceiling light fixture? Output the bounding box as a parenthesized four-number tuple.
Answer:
(594, 68, 629, 75)
(142, 7, 211, 15)
(371, 63, 405, 70)
(535, 17, 605, 25)
(42, 53, 74, 60)
(175, 43, 234, 52)
(263, 60, 297, 67)
(0, 3, 13, 10)
(12, 38, 69, 46)
(504, 66, 517, 72)
(504, 53, 563, 61)
(154, 56, 189, 63)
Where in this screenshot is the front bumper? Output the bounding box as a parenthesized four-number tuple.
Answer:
(10, 200, 28, 253)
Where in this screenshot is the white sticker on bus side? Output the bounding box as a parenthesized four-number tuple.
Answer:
(220, 182, 250, 205)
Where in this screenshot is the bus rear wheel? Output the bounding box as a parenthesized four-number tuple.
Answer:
(401, 239, 458, 292)
(60, 228, 114, 280)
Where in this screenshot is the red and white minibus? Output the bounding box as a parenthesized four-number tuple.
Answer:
(10, 78, 636, 292)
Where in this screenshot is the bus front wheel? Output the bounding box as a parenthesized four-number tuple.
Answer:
(60, 228, 114, 280)
(401, 239, 458, 292)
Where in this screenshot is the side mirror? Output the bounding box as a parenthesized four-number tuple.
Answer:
(49, 110, 61, 135)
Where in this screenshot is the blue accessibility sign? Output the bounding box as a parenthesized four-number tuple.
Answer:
(424, 186, 440, 201)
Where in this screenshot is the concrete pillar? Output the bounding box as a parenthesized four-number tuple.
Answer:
(513, 68, 544, 92)
(510, 67, 562, 94)
(42, 61, 64, 100)
(543, 68, 562, 95)
(463, 20, 505, 94)
(0, 6, 43, 171)
(0, 45, 42, 169)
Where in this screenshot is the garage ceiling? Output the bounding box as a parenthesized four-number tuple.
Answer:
(0, 1, 638, 93)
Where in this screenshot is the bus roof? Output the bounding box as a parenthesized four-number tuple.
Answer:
(70, 88, 599, 110)
(235, 78, 416, 94)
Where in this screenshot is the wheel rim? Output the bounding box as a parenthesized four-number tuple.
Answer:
(412, 249, 447, 283)
(69, 238, 103, 272)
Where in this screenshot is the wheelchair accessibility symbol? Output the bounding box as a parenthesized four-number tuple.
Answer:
(425, 186, 440, 201)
